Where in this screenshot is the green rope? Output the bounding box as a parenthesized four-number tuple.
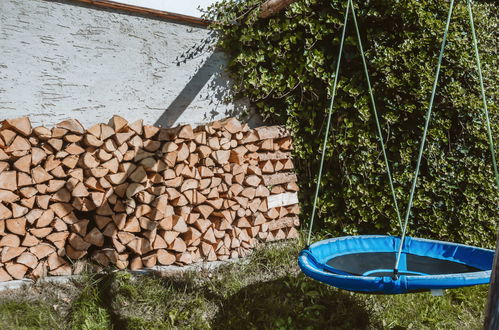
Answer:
(466, 0, 499, 192)
(308, 0, 497, 255)
(307, 0, 404, 245)
(394, 0, 455, 272)
(349, 1, 403, 230)
(306, 0, 350, 246)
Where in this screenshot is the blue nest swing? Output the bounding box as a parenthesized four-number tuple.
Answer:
(299, 236, 493, 294)
(299, 0, 498, 294)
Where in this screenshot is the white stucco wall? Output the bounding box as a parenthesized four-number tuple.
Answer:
(0, 0, 253, 128)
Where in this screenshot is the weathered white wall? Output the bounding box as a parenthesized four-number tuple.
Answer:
(0, 0, 253, 128)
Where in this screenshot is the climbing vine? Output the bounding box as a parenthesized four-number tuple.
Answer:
(207, 0, 499, 246)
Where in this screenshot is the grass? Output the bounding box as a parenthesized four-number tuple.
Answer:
(0, 300, 61, 330)
(0, 281, 78, 330)
(67, 276, 112, 330)
(0, 233, 489, 329)
(368, 286, 488, 329)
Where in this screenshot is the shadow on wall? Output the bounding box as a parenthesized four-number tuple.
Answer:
(43, 0, 257, 128)
(155, 32, 260, 129)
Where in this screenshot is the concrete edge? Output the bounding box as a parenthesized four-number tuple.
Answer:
(0, 257, 243, 292)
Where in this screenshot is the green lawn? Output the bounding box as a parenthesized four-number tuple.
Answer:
(0, 234, 488, 329)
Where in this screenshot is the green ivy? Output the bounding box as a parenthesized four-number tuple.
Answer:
(207, 0, 498, 247)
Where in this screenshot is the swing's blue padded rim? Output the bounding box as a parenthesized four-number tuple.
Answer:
(298, 235, 493, 294)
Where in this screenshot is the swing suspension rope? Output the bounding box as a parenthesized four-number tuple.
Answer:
(467, 0, 499, 191)
(307, 0, 403, 246)
(307, 0, 499, 270)
(393, 0, 455, 274)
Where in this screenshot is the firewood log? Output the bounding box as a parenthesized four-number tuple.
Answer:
(4, 263, 28, 280)
(5, 135, 31, 154)
(0, 267, 12, 282)
(123, 217, 141, 232)
(3, 117, 32, 136)
(84, 228, 105, 247)
(262, 172, 297, 186)
(169, 237, 187, 253)
(142, 254, 157, 268)
(2, 246, 26, 263)
(0, 171, 17, 191)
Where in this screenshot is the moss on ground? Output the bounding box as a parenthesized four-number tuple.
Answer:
(0, 234, 489, 329)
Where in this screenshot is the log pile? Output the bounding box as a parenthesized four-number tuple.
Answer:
(0, 116, 300, 281)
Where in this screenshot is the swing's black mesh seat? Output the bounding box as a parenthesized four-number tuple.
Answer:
(326, 252, 481, 277)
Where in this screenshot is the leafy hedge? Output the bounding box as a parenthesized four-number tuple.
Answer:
(207, 0, 498, 247)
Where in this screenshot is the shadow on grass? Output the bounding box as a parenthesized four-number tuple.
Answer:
(65, 270, 487, 329)
(212, 274, 380, 330)
(96, 273, 129, 329)
(87, 271, 212, 329)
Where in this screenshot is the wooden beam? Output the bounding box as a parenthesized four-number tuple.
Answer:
(267, 192, 298, 208)
(70, 0, 211, 26)
(259, 0, 298, 19)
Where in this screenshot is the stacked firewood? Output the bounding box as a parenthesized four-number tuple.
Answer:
(0, 116, 300, 282)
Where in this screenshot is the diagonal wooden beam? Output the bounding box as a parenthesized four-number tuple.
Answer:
(259, 0, 298, 19)
(69, 0, 211, 26)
